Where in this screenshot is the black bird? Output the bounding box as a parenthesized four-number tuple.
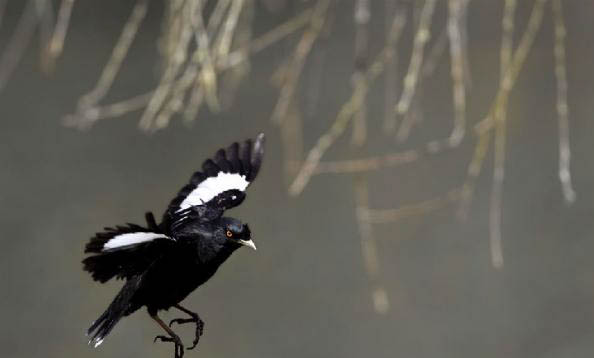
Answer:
(82, 133, 265, 358)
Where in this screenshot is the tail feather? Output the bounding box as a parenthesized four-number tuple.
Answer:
(87, 310, 117, 348)
(87, 277, 140, 347)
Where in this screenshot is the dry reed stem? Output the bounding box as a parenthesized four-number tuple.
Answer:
(460, 0, 472, 89)
(382, 0, 401, 134)
(65, 5, 314, 129)
(447, 0, 467, 146)
(395, 95, 422, 142)
(311, 131, 469, 175)
(288, 12, 407, 196)
(395, 26, 447, 142)
(81, 0, 148, 108)
(420, 28, 448, 80)
(270, 0, 332, 125)
(351, 0, 370, 146)
(205, 0, 231, 36)
(364, 188, 461, 224)
(43, 0, 75, 70)
(487, 0, 517, 270)
(184, 0, 245, 121)
(460, 0, 547, 269)
(191, 0, 220, 114)
(552, 0, 576, 204)
(354, 177, 389, 314)
(62, 92, 154, 126)
(314, 150, 419, 174)
(395, 11, 449, 142)
(66, 0, 148, 129)
(216, 0, 253, 111)
(222, 7, 314, 69)
(459, 0, 548, 223)
(139, 1, 193, 131)
(157, 0, 217, 128)
(395, 0, 437, 118)
(349, 0, 388, 315)
(215, 0, 245, 60)
(37, 0, 55, 73)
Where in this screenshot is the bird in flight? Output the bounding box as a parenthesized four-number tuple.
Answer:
(82, 133, 265, 358)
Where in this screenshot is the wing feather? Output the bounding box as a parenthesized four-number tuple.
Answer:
(83, 219, 175, 283)
(163, 133, 265, 230)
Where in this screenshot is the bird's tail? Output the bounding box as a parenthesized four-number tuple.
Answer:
(87, 277, 140, 347)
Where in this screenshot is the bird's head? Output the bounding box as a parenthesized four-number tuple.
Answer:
(218, 217, 256, 251)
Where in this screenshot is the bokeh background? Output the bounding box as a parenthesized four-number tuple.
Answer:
(1, 1, 594, 357)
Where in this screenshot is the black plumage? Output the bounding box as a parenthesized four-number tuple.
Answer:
(82, 134, 265, 357)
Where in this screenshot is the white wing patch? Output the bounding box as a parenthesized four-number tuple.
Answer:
(103, 232, 170, 251)
(178, 172, 249, 210)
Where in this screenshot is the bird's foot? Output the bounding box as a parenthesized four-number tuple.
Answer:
(154, 334, 185, 358)
(169, 316, 204, 350)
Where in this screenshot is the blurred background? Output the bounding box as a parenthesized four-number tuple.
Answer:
(1, 0, 593, 357)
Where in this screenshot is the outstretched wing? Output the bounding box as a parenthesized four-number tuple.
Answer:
(163, 133, 265, 231)
(83, 213, 176, 283)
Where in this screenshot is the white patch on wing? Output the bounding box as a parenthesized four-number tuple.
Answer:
(103, 232, 170, 251)
(179, 172, 249, 210)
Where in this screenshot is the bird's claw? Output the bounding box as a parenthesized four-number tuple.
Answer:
(153, 334, 184, 358)
(168, 318, 186, 327)
(168, 316, 204, 350)
(154, 335, 171, 343)
(187, 319, 204, 350)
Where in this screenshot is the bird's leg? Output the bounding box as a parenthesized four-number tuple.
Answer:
(169, 304, 205, 350)
(151, 311, 184, 358)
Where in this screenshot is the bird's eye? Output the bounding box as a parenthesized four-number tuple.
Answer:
(226, 230, 233, 238)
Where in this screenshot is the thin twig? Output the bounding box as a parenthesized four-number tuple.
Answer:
(288, 12, 406, 196)
(139, 0, 193, 130)
(158, 0, 218, 128)
(215, 0, 245, 60)
(350, 0, 387, 314)
(310, 132, 466, 175)
(313, 150, 419, 174)
(36, 0, 55, 73)
(460, 0, 472, 89)
(447, 0, 467, 146)
(67, 3, 315, 130)
(43, 0, 75, 69)
(552, 0, 576, 204)
(420, 27, 448, 80)
(395, 0, 437, 118)
(63, 92, 154, 129)
(206, 0, 231, 37)
(396, 26, 448, 142)
(351, 0, 370, 146)
(354, 177, 389, 314)
(364, 188, 461, 224)
(270, 0, 332, 125)
(77, 0, 149, 111)
(460, 0, 548, 223)
(382, 0, 401, 134)
(489, 0, 516, 270)
(221, 7, 314, 69)
(216, 0, 253, 112)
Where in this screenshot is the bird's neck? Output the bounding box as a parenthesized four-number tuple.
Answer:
(195, 240, 238, 267)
